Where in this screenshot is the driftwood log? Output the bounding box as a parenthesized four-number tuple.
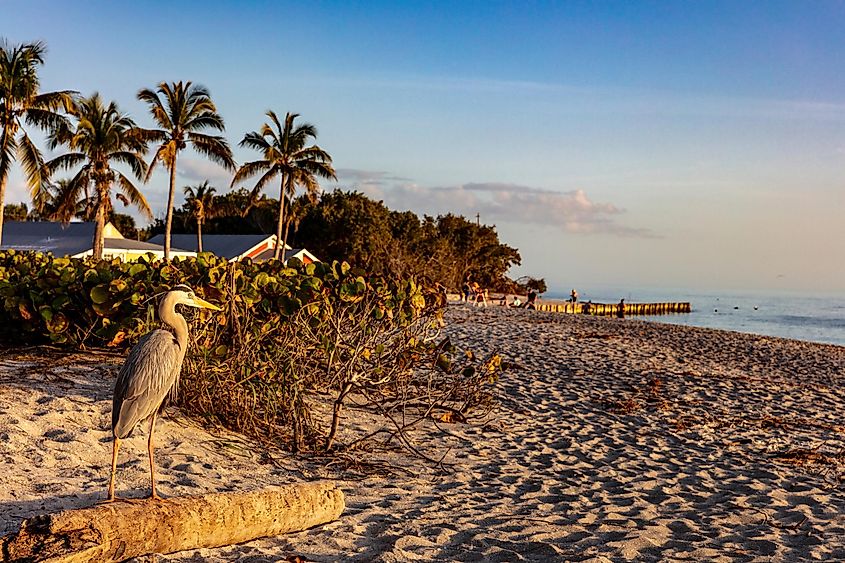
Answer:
(1, 482, 344, 562)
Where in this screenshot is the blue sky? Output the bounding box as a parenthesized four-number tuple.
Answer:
(4, 1, 845, 292)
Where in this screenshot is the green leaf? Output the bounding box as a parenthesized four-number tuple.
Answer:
(90, 285, 110, 304)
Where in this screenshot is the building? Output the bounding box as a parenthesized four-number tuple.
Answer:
(0, 221, 195, 260)
(147, 233, 319, 264)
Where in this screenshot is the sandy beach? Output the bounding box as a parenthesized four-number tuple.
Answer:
(3, 303, 845, 561)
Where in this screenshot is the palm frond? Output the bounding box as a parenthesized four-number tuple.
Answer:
(16, 132, 47, 190)
(238, 131, 272, 152)
(292, 122, 318, 141)
(251, 166, 279, 196)
(260, 122, 280, 146)
(110, 150, 148, 180)
(114, 171, 153, 219)
(186, 132, 235, 170)
(266, 110, 284, 134)
(31, 90, 77, 112)
(231, 159, 272, 187)
(0, 131, 19, 181)
(184, 113, 225, 132)
(129, 127, 167, 145)
(45, 152, 85, 174)
(184, 82, 211, 101)
(296, 158, 337, 181)
(144, 144, 169, 182)
(52, 170, 90, 223)
(137, 88, 173, 130)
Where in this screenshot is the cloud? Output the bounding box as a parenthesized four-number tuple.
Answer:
(336, 171, 655, 238)
(177, 158, 233, 187)
(335, 168, 412, 190)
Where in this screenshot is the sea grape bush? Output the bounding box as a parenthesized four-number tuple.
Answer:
(0, 250, 430, 346)
(0, 250, 231, 345)
(0, 250, 486, 451)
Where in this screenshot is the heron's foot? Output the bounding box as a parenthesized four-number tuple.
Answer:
(98, 496, 117, 505)
(148, 491, 164, 501)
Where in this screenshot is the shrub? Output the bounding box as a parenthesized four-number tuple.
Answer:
(0, 251, 500, 453)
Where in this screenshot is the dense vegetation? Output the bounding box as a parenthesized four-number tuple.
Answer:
(151, 189, 530, 292)
(0, 250, 500, 451)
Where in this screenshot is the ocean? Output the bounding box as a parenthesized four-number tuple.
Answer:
(545, 288, 845, 348)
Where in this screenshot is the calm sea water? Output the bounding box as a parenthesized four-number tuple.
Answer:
(545, 288, 845, 348)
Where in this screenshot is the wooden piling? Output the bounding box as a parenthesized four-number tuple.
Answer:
(533, 301, 690, 317)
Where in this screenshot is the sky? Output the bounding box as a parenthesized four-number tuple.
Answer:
(3, 0, 845, 293)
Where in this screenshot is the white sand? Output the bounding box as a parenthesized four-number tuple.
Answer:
(3, 304, 845, 561)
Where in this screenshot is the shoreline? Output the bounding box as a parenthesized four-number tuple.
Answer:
(3, 305, 845, 560)
(454, 293, 845, 349)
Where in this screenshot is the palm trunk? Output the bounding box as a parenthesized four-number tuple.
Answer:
(0, 128, 11, 246)
(280, 180, 293, 262)
(282, 214, 291, 259)
(197, 217, 203, 253)
(0, 172, 8, 247)
(274, 174, 286, 261)
(92, 182, 107, 260)
(164, 159, 178, 261)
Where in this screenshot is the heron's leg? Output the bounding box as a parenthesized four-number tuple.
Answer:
(106, 436, 121, 502)
(147, 411, 161, 500)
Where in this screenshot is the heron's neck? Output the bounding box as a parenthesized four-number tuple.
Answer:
(159, 295, 189, 352)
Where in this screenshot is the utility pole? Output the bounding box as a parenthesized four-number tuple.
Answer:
(475, 213, 480, 226)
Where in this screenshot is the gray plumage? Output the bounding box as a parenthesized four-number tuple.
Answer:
(106, 284, 220, 501)
(112, 329, 182, 439)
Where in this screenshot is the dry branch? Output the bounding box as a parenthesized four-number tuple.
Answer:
(2, 482, 344, 563)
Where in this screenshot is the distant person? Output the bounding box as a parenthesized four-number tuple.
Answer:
(511, 296, 522, 308)
(499, 294, 508, 306)
(462, 281, 471, 303)
(570, 289, 579, 303)
(583, 300, 592, 314)
(526, 290, 537, 310)
(473, 283, 487, 307)
(616, 298, 625, 319)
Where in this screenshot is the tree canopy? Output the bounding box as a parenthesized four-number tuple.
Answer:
(154, 189, 524, 291)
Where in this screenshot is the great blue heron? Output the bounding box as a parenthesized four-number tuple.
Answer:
(107, 284, 220, 501)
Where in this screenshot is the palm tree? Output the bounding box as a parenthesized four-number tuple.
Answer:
(45, 93, 151, 259)
(232, 111, 335, 260)
(138, 81, 235, 260)
(183, 180, 219, 253)
(31, 178, 95, 223)
(0, 39, 74, 244)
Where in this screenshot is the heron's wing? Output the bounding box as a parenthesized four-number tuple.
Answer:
(112, 329, 182, 438)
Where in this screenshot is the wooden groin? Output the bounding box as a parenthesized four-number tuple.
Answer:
(535, 301, 691, 316)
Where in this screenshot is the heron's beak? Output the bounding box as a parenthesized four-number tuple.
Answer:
(191, 296, 221, 311)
